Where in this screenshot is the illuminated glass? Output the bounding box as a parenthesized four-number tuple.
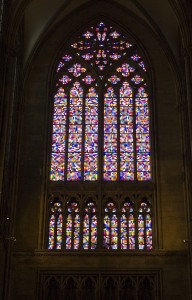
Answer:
(120, 82, 134, 180)
(50, 21, 151, 182)
(103, 88, 118, 181)
(83, 200, 97, 249)
(66, 199, 80, 250)
(138, 200, 152, 250)
(84, 88, 98, 180)
(121, 200, 135, 249)
(135, 87, 151, 181)
(103, 201, 118, 249)
(48, 200, 63, 250)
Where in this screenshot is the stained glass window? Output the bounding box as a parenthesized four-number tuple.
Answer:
(121, 199, 135, 250)
(48, 21, 154, 251)
(50, 21, 152, 182)
(83, 200, 97, 250)
(138, 199, 152, 250)
(48, 196, 152, 251)
(48, 199, 63, 250)
(103, 201, 118, 249)
(66, 198, 80, 250)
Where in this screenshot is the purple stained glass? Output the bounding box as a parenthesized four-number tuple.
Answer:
(135, 87, 151, 180)
(108, 75, 121, 84)
(138, 214, 145, 249)
(120, 83, 134, 180)
(50, 88, 67, 181)
(56, 214, 63, 249)
(139, 61, 146, 72)
(51, 21, 151, 184)
(121, 201, 135, 249)
(131, 75, 144, 84)
(84, 88, 98, 180)
(59, 75, 71, 85)
(82, 75, 95, 84)
(83, 201, 97, 249)
(67, 83, 83, 181)
(138, 201, 152, 249)
(104, 88, 117, 181)
(48, 214, 55, 249)
(117, 64, 135, 77)
(131, 54, 141, 61)
(68, 64, 86, 77)
(66, 200, 80, 250)
(146, 213, 152, 250)
(48, 201, 63, 250)
(103, 202, 118, 249)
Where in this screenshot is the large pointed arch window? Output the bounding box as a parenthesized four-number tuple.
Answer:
(50, 21, 151, 182)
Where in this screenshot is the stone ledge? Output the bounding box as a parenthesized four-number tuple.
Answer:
(13, 249, 188, 257)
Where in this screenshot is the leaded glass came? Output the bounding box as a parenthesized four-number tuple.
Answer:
(50, 21, 151, 182)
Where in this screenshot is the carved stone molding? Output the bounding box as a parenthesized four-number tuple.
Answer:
(13, 249, 188, 257)
(37, 269, 162, 300)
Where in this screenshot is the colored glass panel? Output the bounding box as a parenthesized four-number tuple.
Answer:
(117, 64, 135, 77)
(68, 64, 86, 77)
(131, 54, 141, 61)
(83, 201, 97, 249)
(67, 83, 83, 180)
(66, 200, 80, 250)
(82, 75, 95, 84)
(121, 201, 135, 250)
(146, 213, 152, 250)
(138, 201, 152, 250)
(56, 214, 63, 249)
(104, 88, 117, 180)
(136, 87, 151, 181)
(51, 21, 151, 184)
(120, 83, 134, 180)
(131, 75, 144, 85)
(50, 88, 67, 181)
(103, 202, 118, 249)
(59, 75, 71, 85)
(48, 201, 63, 250)
(138, 214, 145, 249)
(48, 214, 55, 249)
(84, 88, 98, 180)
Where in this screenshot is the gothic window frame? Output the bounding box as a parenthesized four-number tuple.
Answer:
(46, 19, 156, 252)
(49, 20, 153, 183)
(46, 193, 153, 251)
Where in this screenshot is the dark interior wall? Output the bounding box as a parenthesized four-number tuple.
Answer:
(10, 2, 188, 299)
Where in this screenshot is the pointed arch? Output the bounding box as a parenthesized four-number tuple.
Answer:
(50, 20, 151, 182)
